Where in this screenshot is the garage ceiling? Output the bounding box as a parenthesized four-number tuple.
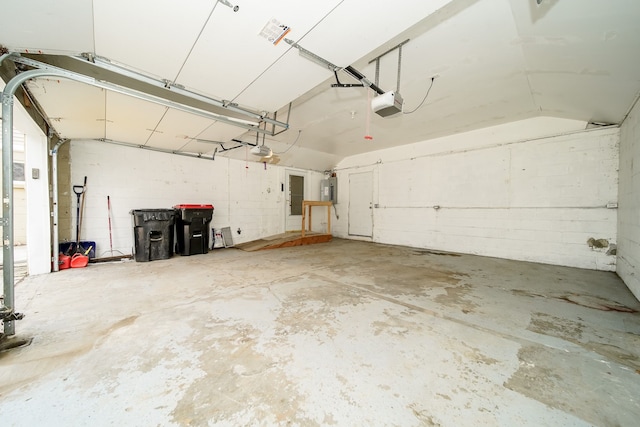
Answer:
(1, 0, 639, 171)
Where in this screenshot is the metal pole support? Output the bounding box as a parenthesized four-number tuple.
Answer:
(2, 68, 77, 336)
(1, 90, 16, 335)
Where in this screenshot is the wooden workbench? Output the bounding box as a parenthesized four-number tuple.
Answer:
(301, 200, 332, 237)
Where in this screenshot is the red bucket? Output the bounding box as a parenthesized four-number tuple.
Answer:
(70, 253, 89, 268)
(58, 253, 71, 270)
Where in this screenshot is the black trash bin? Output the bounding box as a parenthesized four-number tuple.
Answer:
(130, 209, 176, 262)
(174, 204, 214, 256)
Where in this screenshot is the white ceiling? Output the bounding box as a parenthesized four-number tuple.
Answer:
(1, 0, 639, 171)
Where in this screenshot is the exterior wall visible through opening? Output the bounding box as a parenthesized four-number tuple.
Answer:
(0, 128, 30, 245)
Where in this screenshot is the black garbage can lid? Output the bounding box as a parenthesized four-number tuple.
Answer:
(130, 208, 176, 222)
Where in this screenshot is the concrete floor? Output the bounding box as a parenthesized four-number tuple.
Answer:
(0, 245, 28, 284)
(1, 239, 639, 426)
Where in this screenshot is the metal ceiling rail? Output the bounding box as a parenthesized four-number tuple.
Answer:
(73, 54, 287, 129)
(8, 54, 289, 136)
(284, 39, 386, 96)
(96, 137, 218, 161)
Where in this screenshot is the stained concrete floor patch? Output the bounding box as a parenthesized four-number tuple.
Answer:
(1, 239, 639, 425)
(505, 344, 640, 426)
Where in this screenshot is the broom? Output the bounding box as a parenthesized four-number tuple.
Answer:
(97, 195, 128, 261)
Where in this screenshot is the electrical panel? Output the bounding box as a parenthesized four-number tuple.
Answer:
(320, 177, 337, 204)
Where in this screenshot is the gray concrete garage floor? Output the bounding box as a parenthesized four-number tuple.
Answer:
(1, 239, 639, 426)
(0, 245, 28, 285)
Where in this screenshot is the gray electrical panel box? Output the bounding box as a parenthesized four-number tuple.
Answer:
(320, 177, 337, 203)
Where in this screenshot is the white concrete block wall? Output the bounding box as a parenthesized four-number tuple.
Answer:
(333, 118, 619, 271)
(618, 98, 640, 299)
(69, 140, 322, 256)
(226, 163, 281, 241)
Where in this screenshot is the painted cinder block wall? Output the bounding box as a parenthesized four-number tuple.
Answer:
(69, 140, 322, 256)
(618, 98, 640, 300)
(332, 118, 619, 272)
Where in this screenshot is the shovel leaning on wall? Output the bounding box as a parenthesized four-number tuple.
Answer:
(71, 176, 87, 254)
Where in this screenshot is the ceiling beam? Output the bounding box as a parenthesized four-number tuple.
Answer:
(10, 53, 289, 136)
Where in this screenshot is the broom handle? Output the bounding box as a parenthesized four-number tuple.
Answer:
(107, 195, 114, 253)
(78, 176, 87, 242)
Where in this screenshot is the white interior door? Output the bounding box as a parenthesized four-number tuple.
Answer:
(285, 170, 305, 231)
(348, 171, 373, 237)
